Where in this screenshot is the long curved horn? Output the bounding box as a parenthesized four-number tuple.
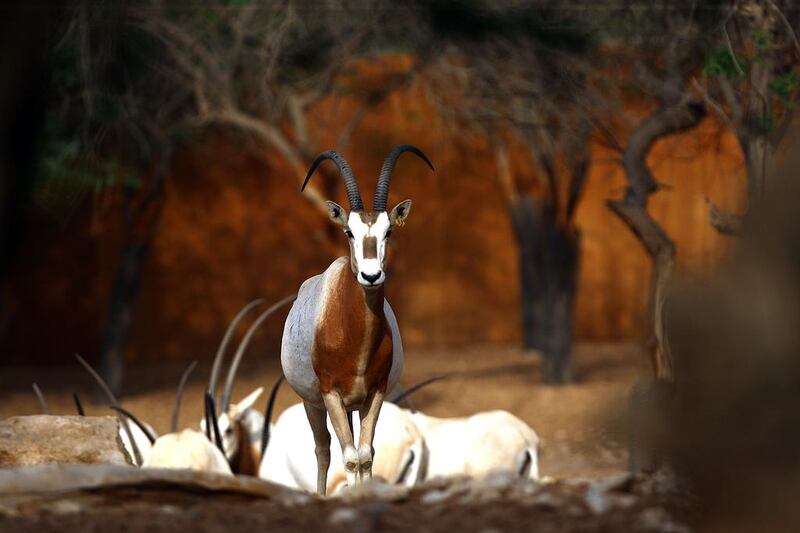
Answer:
(389, 374, 449, 412)
(32, 383, 49, 415)
(205, 391, 226, 458)
(171, 360, 198, 433)
(260, 375, 285, 458)
(109, 406, 157, 445)
(75, 354, 143, 465)
(73, 393, 85, 416)
(221, 294, 296, 412)
(208, 299, 264, 403)
(374, 145, 434, 212)
(301, 150, 364, 211)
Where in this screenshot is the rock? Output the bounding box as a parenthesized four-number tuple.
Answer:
(585, 484, 612, 514)
(592, 471, 633, 493)
(531, 491, 564, 508)
(420, 488, 451, 505)
(584, 472, 637, 515)
(649, 466, 681, 496)
(329, 507, 359, 525)
(337, 478, 409, 502)
(0, 416, 130, 467)
(637, 507, 691, 533)
(0, 463, 299, 499)
(477, 470, 518, 491)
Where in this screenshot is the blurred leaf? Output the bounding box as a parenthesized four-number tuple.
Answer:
(758, 111, 774, 133)
(703, 47, 746, 78)
(124, 173, 142, 190)
(752, 28, 772, 55)
(769, 72, 799, 98)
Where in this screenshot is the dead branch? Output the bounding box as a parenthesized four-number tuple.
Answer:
(706, 197, 746, 235)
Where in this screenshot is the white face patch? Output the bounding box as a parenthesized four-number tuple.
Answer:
(201, 413, 237, 457)
(347, 211, 392, 287)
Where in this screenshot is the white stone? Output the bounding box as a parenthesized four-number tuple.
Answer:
(0, 416, 130, 467)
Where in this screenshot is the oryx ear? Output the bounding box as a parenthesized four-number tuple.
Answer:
(389, 199, 412, 227)
(231, 387, 264, 417)
(326, 201, 348, 227)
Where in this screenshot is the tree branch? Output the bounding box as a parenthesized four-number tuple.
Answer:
(493, 140, 519, 206)
(706, 197, 745, 236)
(199, 109, 328, 214)
(621, 98, 706, 205)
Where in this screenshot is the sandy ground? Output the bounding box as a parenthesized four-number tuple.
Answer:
(1, 342, 649, 480)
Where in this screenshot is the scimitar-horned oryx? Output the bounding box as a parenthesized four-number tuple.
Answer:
(282, 145, 433, 495)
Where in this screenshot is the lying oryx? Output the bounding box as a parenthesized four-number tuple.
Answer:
(392, 377, 541, 481)
(111, 361, 233, 475)
(259, 400, 426, 494)
(142, 390, 231, 475)
(409, 409, 540, 481)
(201, 296, 294, 475)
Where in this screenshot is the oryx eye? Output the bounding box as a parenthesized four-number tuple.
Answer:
(345, 229, 354, 240)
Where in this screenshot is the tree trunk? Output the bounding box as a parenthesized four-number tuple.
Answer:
(510, 196, 580, 384)
(97, 240, 154, 397)
(608, 99, 704, 381)
(743, 134, 770, 204)
(97, 168, 166, 397)
(0, 4, 47, 280)
(608, 97, 705, 472)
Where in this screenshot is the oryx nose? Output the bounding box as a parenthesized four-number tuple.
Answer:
(361, 271, 381, 284)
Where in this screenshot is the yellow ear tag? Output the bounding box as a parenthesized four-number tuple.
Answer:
(396, 217, 405, 227)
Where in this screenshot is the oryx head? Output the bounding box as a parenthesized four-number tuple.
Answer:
(204, 296, 295, 463)
(301, 145, 434, 288)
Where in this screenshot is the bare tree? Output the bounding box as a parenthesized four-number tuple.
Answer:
(50, 0, 421, 395)
(693, 0, 800, 233)
(132, 1, 429, 224)
(587, 0, 735, 472)
(421, 2, 595, 383)
(47, 1, 189, 396)
(593, 1, 723, 384)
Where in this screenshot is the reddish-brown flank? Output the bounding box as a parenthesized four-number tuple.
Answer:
(311, 260, 394, 409)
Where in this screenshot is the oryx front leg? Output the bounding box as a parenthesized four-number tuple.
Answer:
(357, 389, 385, 481)
(322, 392, 359, 487)
(303, 402, 331, 496)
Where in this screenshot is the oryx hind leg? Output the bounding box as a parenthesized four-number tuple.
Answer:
(303, 401, 331, 496)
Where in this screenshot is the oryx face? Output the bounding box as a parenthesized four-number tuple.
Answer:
(303, 146, 431, 288)
(326, 200, 412, 288)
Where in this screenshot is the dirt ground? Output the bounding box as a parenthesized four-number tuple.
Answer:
(0, 471, 696, 533)
(0, 342, 698, 532)
(1, 342, 648, 480)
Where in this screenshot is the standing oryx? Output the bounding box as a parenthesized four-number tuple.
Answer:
(282, 145, 433, 495)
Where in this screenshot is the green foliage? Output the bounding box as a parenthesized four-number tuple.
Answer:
(35, 4, 162, 221)
(34, 109, 131, 221)
(757, 110, 774, 133)
(769, 72, 800, 98)
(751, 28, 772, 57)
(703, 47, 746, 78)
